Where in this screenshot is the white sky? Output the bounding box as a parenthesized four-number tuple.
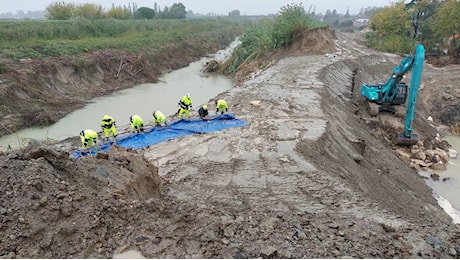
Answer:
(0, 0, 401, 15)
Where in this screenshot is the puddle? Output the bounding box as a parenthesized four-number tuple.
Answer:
(113, 249, 146, 259)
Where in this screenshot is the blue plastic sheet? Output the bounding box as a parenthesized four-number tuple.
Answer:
(71, 113, 249, 158)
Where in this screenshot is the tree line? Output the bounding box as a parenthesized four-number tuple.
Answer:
(45, 1, 187, 20)
(367, 0, 460, 55)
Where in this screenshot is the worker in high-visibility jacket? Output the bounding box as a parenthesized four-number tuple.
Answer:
(177, 93, 192, 119)
(130, 114, 144, 133)
(215, 99, 228, 114)
(152, 110, 167, 127)
(80, 129, 98, 149)
(100, 115, 117, 139)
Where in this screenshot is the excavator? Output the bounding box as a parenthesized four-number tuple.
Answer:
(360, 44, 425, 146)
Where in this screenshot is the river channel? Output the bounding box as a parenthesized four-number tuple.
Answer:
(420, 135, 460, 224)
(0, 40, 239, 151)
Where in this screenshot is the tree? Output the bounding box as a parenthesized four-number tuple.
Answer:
(323, 9, 339, 24)
(344, 8, 350, 18)
(169, 3, 186, 19)
(76, 3, 104, 19)
(228, 10, 240, 16)
(134, 7, 155, 19)
(369, 2, 412, 37)
(430, 0, 460, 53)
(46, 1, 75, 20)
(106, 5, 132, 19)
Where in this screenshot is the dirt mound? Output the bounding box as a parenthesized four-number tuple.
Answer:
(205, 26, 338, 83)
(0, 141, 161, 258)
(289, 26, 338, 55)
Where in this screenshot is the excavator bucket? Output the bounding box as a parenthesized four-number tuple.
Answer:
(397, 132, 418, 146)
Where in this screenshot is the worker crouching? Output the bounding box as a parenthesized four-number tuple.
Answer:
(215, 99, 228, 114)
(198, 105, 209, 120)
(80, 129, 98, 149)
(130, 114, 144, 133)
(153, 110, 167, 127)
(101, 115, 117, 140)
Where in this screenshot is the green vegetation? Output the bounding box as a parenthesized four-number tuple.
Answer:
(0, 18, 250, 60)
(224, 3, 326, 73)
(367, 0, 460, 55)
(45, 1, 186, 20)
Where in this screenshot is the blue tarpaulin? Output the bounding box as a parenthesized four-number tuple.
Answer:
(71, 113, 249, 158)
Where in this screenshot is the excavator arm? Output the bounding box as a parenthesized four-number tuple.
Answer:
(360, 49, 417, 114)
(360, 44, 425, 146)
(397, 44, 425, 145)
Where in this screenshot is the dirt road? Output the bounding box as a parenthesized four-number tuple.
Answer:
(0, 30, 459, 258)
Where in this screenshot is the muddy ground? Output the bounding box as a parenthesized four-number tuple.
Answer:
(1, 28, 460, 258)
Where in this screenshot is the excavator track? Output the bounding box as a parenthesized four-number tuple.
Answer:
(367, 102, 379, 117)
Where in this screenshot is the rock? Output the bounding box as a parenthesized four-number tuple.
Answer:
(448, 148, 457, 159)
(96, 166, 108, 177)
(260, 246, 278, 258)
(434, 148, 449, 164)
(431, 162, 447, 171)
(430, 173, 440, 181)
(249, 100, 261, 106)
(413, 151, 426, 161)
(411, 159, 430, 168)
(397, 150, 411, 164)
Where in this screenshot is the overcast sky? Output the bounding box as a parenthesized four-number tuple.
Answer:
(0, 0, 400, 15)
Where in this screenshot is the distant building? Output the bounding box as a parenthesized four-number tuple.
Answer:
(355, 18, 369, 23)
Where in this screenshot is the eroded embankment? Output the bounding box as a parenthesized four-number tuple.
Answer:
(307, 55, 449, 223)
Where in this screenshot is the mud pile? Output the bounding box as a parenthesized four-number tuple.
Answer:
(0, 141, 161, 258)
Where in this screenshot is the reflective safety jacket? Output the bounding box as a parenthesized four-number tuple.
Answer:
(178, 95, 192, 109)
(216, 99, 228, 108)
(153, 111, 166, 123)
(130, 114, 144, 126)
(101, 115, 116, 128)
(80, 129, 97, 147)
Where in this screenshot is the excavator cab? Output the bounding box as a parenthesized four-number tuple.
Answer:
(392, 82, 408, 105)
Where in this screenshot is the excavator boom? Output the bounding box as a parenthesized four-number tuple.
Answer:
(397, 44, 425, 146)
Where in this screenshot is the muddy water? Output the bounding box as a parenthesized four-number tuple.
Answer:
(0, 41, 239, 151)
(420, 135, 460, 224)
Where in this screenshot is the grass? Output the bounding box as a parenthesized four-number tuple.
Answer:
(222, 4, 327, 73)
(0, 17, 251, 60)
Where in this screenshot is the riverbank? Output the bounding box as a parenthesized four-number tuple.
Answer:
(0, 19, 246, 137)
(0, 29, 459, 258)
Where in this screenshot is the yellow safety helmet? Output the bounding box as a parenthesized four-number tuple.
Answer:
(103, 115, 110, 120)
(203, 105, 208, 110)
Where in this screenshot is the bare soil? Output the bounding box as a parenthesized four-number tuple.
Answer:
(1, 27, 460, 258)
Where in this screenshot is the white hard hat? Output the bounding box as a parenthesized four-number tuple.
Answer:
(187, 93, 191, 98)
